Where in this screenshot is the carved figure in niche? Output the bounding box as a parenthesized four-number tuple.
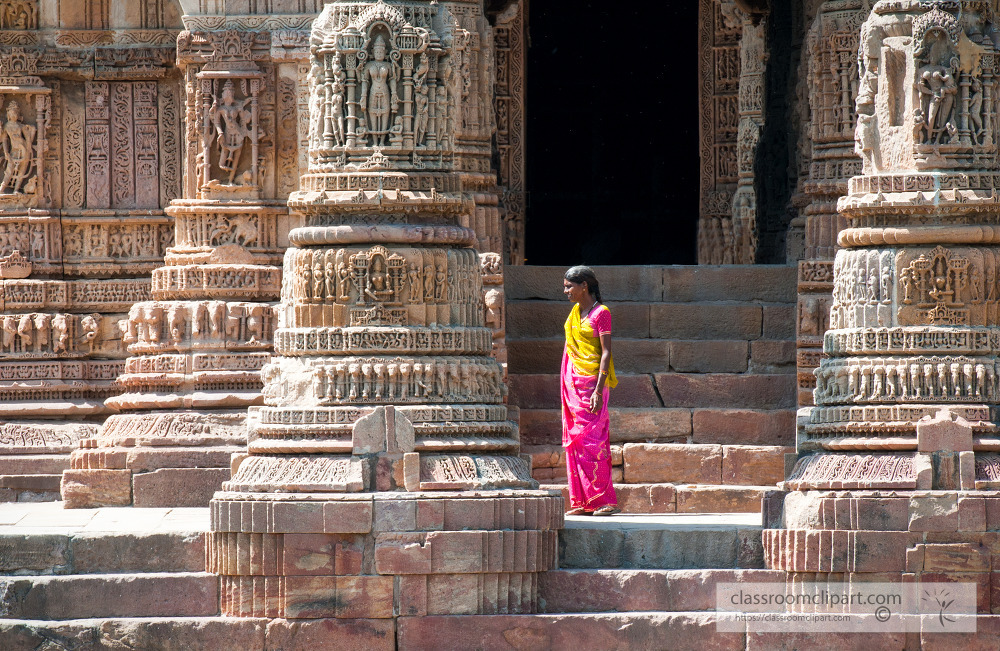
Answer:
(145, 306, 162, 344)
(80, 314, 100, 353)
(192, 303, 207, 338)
(16, 314, 30, 351)
(970, 77, 985, 139)
(0, 100, 35, 195)
(360, 36, 398, 146)
(916, 63, 959, 144)
(326, 58, 346, 146)
(434, 265, 446, 300)
(423, 264, 434, 300)
(407, 264, 420, 302)
(209, 301, 225, 336)
(1, 315, 13, 352)
(168, 305, 185, 345)
(337, 261, 351, 301)
(51, 314, 67, 353)
(32, 313, 48, 353)
(210, 81, 252, 185)
(0, 1, 35, 29)
(226, 306, 241, 340)
(325, 251, 337, 300)
(247, 305, 265, 342)
(312, 252, 324, 300)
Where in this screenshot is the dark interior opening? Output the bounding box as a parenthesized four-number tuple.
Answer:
(524, 0, 700, 266)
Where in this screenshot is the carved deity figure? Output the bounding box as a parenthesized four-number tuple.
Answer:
(210, 81, 252, 185)
(32, 313, 49, 353)
(360, 36, 398, 146)
(326, 58, 346, 146)
(0, 100, 35, 194)
(414, 55, 430, 145)
(916, 65, 958, 144)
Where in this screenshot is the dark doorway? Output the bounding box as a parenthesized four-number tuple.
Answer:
(524, 0, 700, 265)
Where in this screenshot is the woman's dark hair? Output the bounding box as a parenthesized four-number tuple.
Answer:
(565, 265, 603, 303)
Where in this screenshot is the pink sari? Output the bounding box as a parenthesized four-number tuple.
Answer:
(561, 304, 617, 512)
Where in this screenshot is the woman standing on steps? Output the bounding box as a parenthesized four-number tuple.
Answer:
(561, 266, 620, 516)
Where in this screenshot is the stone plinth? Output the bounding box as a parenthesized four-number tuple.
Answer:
(209, 0, 560, 622)
(768, 0, 1000, 610)
(62, 27, 308, 508)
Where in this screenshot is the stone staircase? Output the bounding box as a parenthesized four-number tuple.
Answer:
(507, 266, 798, 514)
(0, 504, 779, 650)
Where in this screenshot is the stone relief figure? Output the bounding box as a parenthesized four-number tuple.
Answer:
(0, 100, 36, 195)
(326, 58, 346, 147)
(360, 36, 398, 147)
(51, 314, 67, 354)
(970, 76, 984, 139)
(916, 63, 958, 144)
(80, 314, 101, 353)
(209, 81, 252, 185)
(414, 55, 430, 145)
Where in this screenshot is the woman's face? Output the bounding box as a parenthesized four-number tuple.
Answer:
(563, 279, 588, 303)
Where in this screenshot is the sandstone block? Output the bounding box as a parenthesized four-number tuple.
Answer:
(623, 443, 722, 484)
(132, 467, 230, 508)
(749, 340, 797, 371)
(426, 574, 481, 614)
(721, 446, 789, 485)
(663, 265, 797, 303)
(762, 304, 796, 339)
(60, 469, 132, 508)
(922, 543, 989, 573)
(655, 373, 796, 409)
(669, 340, 748, 373)
(675, 486, 766, 514)
(0, 534, 69, 574)
(692, 409, 795, 446)
(507, 339, 562, 374)
(650, 304, 761, 340)
(282, 575, 393, 619)
(272, 500, 324, 533)
(611, 339, 671, 374)
(324, 499, 374, 534)
(281, 533, 365, 576)
(374, 533, 431, 574)
(610, 408, 691, 443)
(909, 494, 960, 532)
(71, 532, 205, 574)
(264, 618, 394, 651)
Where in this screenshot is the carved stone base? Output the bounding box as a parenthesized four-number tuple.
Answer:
(62, 410, 247, 508)
(765, 489, 1000, 614)
(208, 490, 563, 618)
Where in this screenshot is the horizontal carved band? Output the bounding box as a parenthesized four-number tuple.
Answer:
(807, 404, 997, 434)
(288, 224, 477, 247)
(840, 225, 1000, 247)
(273, 326, 492, 356)
(151, 264, 282, 300)
(824, 327, 1000, 355)
(2, 278, 151, 312)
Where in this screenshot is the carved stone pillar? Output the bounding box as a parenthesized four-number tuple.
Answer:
(62, 27, 308, 508)
(795, 1, 867, 407)
(207, 0, 560, 621)
(767, 1, 1000, 603)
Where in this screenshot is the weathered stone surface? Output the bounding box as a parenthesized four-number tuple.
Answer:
(721, 446, 789, 486)
(669, 340, 748, 373)
(71, 532, 205, 574)
(650, 304, 762, 340)
(132, 468, 231, 508)
(60, 470, 131, 509)
(675, 486, 768, 514)
(0, 573, 218, 619)
(692, 408, 795, 446)
(264, 618, 395, 651)
(623, 444, 722, 484)
(655, 374, 796, 409)
(0, 618, 269, 651)
(397, 612, 747, 651)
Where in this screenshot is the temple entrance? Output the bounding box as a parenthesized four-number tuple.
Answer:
(524, 0, 699, 265)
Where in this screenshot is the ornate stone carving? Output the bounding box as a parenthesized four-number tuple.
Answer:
(208, 0, 558, 623)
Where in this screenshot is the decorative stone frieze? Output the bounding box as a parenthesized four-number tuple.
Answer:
(208, 0, 560, 622)
(62, 14, 308, 508)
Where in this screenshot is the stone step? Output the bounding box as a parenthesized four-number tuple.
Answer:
(0, 616, 396, 650)
(510, 337, 795, 375)
(504, 265, 797, 304)
(538, 568, 785, 613)
(510, 373, 797, 411)
(541, 483, 774, 515)
(507, 301, 794, 341)
(557, 513, 764, 570)
(0, 572, 219, 619)
(519, 407, 795, 447)
(0, 456, 70, 476)
(0, 502, 209, 575)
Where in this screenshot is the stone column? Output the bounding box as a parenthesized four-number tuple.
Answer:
(61, 26, 306, 508)
(767, 1, 1000, 605)
(207, 0, 561, 622)
(795, 1, 867, 407)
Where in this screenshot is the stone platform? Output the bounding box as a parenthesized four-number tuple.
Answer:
(4, 503, 1000, 649)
